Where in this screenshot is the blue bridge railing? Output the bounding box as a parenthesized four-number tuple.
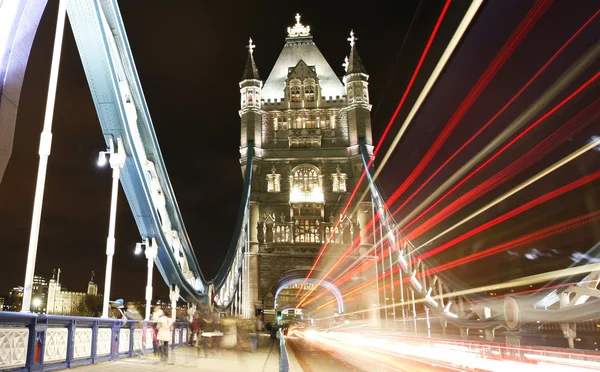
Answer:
(0, 312, 188, 371)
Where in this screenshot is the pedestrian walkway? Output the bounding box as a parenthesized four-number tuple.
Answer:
(66, 335, 282, 372)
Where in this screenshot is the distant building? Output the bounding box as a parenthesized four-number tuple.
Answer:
(46, 269, 98, 315)
(87, 271, 98, 296)
(7, 286, 23, 311)
(31, 274, 49, 313)
(0, 296, 5, 311)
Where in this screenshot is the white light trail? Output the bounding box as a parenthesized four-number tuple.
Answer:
(398, 39, 600, 228)
(411, 135, 600, 254)
(350, 0, 484, 217)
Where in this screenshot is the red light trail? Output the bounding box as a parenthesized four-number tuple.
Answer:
(298, 0, 553, 302)
(306, 76, 600, 304)
(296, 0, 453, 299)
(308, 171, 600, 308)
(384, 0, 552, 211)
(311, 7, 600, 299)
(315, 211, 600, 311)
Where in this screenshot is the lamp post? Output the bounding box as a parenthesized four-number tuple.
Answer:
(99, 137, 126, 318)
(135, 238, 157, 320)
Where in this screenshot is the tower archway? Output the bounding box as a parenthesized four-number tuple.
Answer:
(276, 277, 343, 314)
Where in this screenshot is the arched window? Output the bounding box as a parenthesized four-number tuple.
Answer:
(305, 86, 315, 102)
(290, 164, 324, 203)
(290, 86, 301, 102)
(293, 166, 319, 192)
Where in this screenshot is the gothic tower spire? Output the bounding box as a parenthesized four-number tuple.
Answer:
(347, 30, 367, 74)
(239, 37, 263, 149)
(241, 38, 260, 80)
(343, 30, 373, 147)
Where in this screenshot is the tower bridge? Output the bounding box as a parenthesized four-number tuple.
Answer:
(1, 0, 599, 371)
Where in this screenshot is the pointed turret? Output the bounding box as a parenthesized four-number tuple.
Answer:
(347, 31, 367, 75)
(239, 37, 263, 149)
(241, 38, 260, 80)
(344, 30, 373, 147)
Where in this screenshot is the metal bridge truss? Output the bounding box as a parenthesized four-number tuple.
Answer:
(66, 0, 245, 308)
(358, 140, 600, 347)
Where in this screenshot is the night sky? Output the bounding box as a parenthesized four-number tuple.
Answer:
(0, 0, 598, 302)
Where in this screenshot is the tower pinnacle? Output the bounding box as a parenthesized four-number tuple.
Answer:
(347, 29, 356, 47)
(241, 37, 260, 80)
(287, 13, 311, 38)
(247, 37, 255, 55)
(346, 30, 367, 75)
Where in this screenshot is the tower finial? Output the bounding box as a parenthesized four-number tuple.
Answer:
(348, 29, 357, 47)
(343, 56, 349, 72)
(90, 271, 95, 283)
(247, 37, 255, 55)
(287, 13, 311, 37)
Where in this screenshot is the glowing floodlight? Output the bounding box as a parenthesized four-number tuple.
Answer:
(98, 151, 108, 166)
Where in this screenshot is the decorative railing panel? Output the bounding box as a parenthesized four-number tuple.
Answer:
(0, 313, 189, 371)
(145, 328, 154, 350)
(119, 329, 130, 353)
(133, 329, 143, 351)
(260, 221, 359, 245)
(73, 328, 92, 359)
(44, 328, 68, 363)
(96, 328, 112, 356)
(0, 328, 28, 370)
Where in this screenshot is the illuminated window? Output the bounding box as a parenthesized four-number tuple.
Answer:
(290, 86, 301, 102)
(290, 165, 324, 203)
(267, 166, 281, 192)
(305, 86, 315, 101)
(294, 219, 320, 243)
(294, 166, 318, 192)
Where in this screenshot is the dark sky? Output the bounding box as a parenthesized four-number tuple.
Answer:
(0, 0, 598, 301)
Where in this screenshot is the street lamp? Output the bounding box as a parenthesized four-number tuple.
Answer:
(32, 298, 42, 311)
(99, 137, 126, 318)
(135, 238, 158, 320)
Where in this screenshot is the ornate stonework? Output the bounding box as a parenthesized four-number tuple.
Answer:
(240, 15, 376, 320)
(287, 13, 311, 38)
(0, 328, 28, 369)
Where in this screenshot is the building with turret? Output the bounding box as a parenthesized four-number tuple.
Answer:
(240, 14, 378, 322)
(46, 269, 98, 315)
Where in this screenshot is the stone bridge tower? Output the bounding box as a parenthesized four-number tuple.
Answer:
(239, 15, 378, 322)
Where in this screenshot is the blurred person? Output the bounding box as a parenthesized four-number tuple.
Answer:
(198, 311, 214, 358)
(151, 305, 162, 357)
(156, 309, 173, 363)
(124, 302, 144, 357)
(124, 302, 143, 324)
(188, 307, 200, 346)
(190, 311, 201, 347)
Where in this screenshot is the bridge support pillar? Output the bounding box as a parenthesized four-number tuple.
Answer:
(21, 0, 67, 314)
(170, 285, 179, 322)
(144, 238, 157, 320)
